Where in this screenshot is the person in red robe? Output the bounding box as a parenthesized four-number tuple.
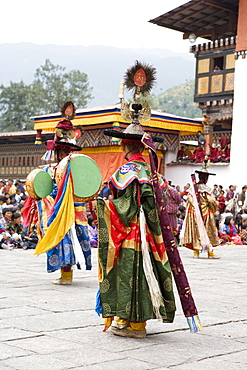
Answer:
(176, 146, 185, 161)
(209, 145, 220, 163)
(217, 190, 226, 214)
(190, 145, 205, 163)
(224, 143, 231, 162)
(195, 146, 205, 163)
(219, 136, 230, 150)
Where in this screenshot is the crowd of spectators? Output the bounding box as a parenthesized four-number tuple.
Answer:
(176, 133, 231, 164)
(0, 179, 37, 250)
(168, 182, 247, 247)
(213, 184, 247, 245)
(2, 176, 246, 251)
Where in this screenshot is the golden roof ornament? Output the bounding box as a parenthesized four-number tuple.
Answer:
(195, 157, 216, 176)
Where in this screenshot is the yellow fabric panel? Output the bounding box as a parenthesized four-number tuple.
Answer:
(34, 176, 75, 255)
(104, 201, 118, 275)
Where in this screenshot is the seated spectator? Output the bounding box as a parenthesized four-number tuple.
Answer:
(190, 145, 205, 163)
(0, 195, 7, 215)
(176, 146, 185, 161)
(17, 204, 24, 214)
(178, 205, 186, 218)
(217, 190, 226, 214)
(22, 225, 38, 249)
(239, 224, 247, 245)
(88, 216, 98, 248)
(181, 184, 190, 199)
(0, 208, 14, 225)
(5, 212, 24, 238)
(224, 143, 231, 162)
(15, 188, 23, 204)
(2, 179, 16, 196)
(209, 144, 221, 163)
(220, 216, 238, 243)
(99, 182, 112, 200)
(235, 210, 244, 233)
(182, 145, 192, 159)
(19, 195, 27, 205)
(214, 211, 221, 237)
(241, 209, 247, 222)
(5, 214, 25, 247)
(219, 135, 230, 151)
(0, 231, 15, 250)
(218, 147, 227, 162)
(11, 233, 24, 248)
(15, 180, 25, 193)
(8, 194, 18, 207)
(0, 180, 5, 196)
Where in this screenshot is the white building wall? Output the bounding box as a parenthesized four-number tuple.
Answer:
(165, 150, 177, 164)
(165, 163, 232, 190)
(230, 57, 247, 187)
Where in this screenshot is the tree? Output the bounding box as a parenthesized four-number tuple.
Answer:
(0, 81, 35, 131)
(0, 59, 93, 132)
(32, 59, 93, 113)
(153, 80, 201, 118)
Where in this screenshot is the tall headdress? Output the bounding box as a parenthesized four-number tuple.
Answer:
(195, 158, 216, 176)
(43, 101, 81, 162)
(104, 61, 161, 142)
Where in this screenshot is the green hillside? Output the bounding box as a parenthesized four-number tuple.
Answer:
(152, 80, 202, 119)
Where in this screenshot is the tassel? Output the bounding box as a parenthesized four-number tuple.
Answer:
(186, 315, 202, 333)
(41, 150, 54, 162)
(69, 223, 87, 267)
(35, 130, 42, 145)
(95, 289, 103, 317)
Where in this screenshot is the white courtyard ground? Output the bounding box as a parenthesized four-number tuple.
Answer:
(1, 245, 247, 370)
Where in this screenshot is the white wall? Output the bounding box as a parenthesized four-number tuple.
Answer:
(164, 162, 239, 191)
(230, 57, 247, 185)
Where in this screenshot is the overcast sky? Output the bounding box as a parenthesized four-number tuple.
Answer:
(1, 0, 194, 52)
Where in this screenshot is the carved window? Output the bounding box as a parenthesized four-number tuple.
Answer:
(212, 56, 224, 71)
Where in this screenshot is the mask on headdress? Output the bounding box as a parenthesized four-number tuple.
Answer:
(42, 101, 81, 162)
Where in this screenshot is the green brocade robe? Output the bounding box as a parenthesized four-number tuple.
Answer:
(97, 160, 176, 323)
